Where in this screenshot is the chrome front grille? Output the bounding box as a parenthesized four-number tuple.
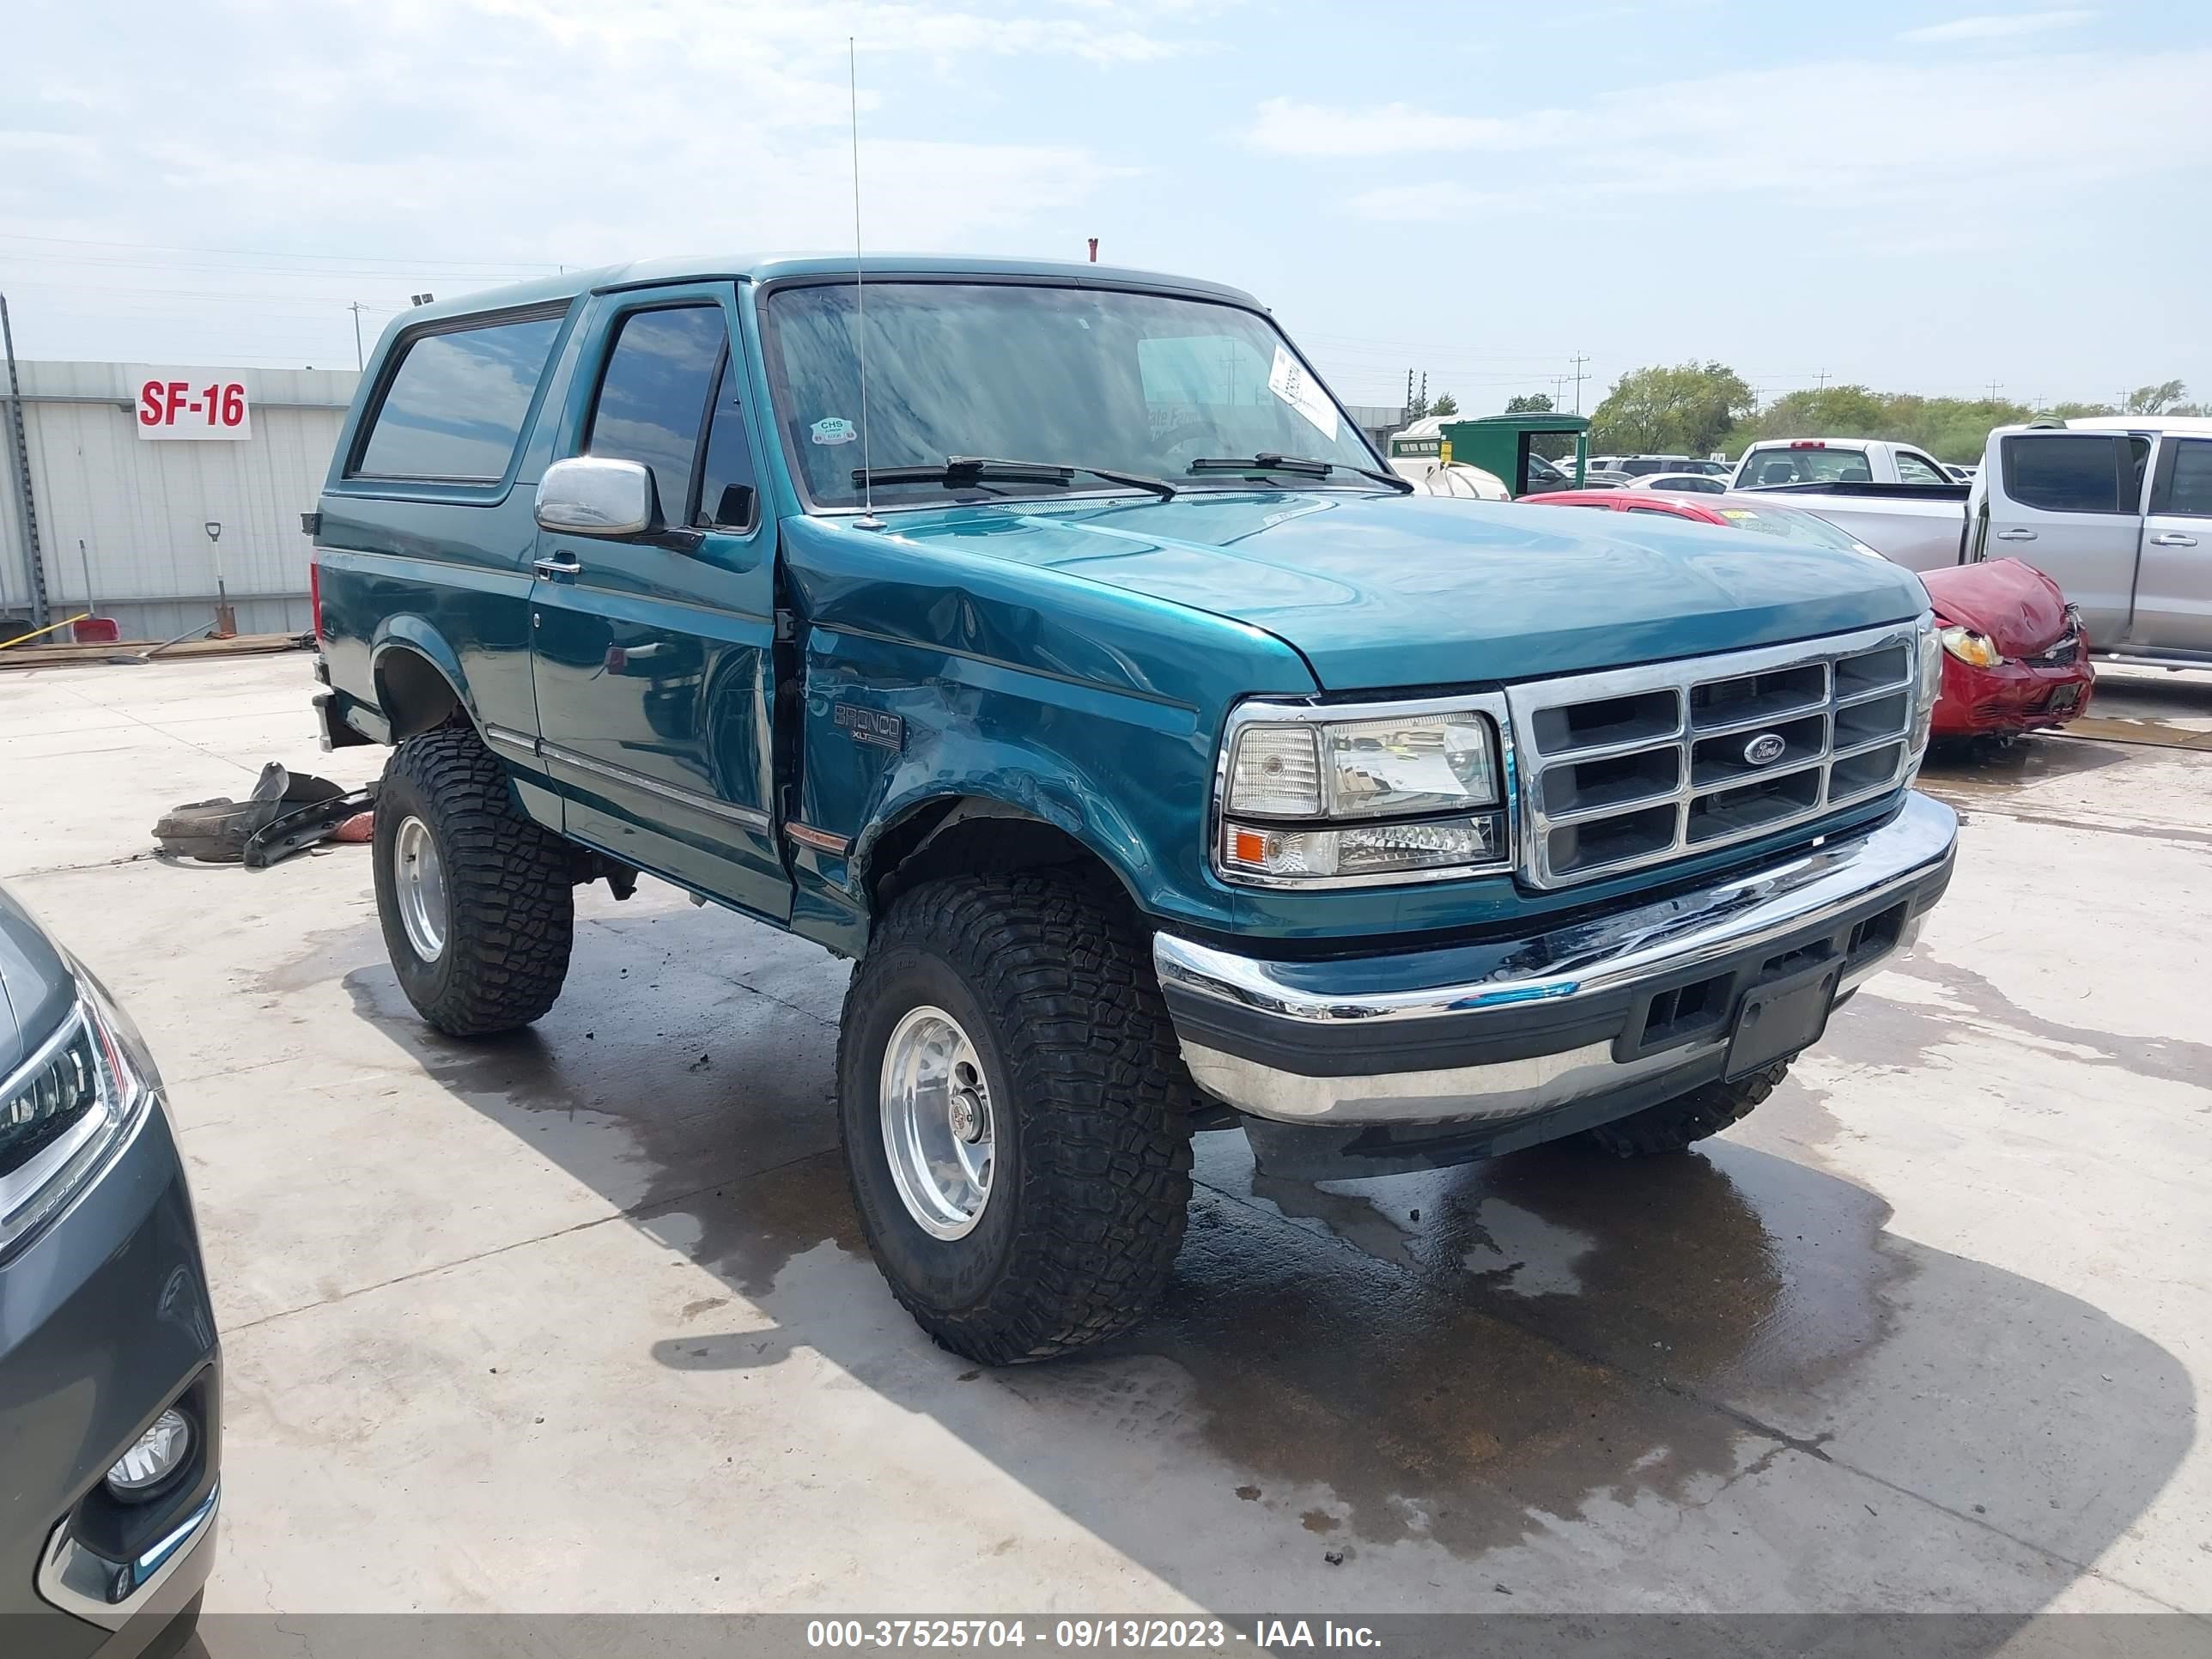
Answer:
(1507, 622, 1923, 888)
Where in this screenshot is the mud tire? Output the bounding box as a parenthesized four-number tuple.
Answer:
(373, 718, 574, 1036)
(1580, 1061, 1789, 1158)
(838, 872, 1196, 1364)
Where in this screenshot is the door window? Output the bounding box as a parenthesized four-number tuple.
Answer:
(2157, 440, 2212, 519)
(1893, 451, 1948, 485)
(2002, 434, 2132, 514)
(586, 306, 726, 523)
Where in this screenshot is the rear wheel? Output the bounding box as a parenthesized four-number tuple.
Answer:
(373, 719, 574, 1036)
(1580, 1061, 1788, 1158)
(837, 872, 1195, 1364)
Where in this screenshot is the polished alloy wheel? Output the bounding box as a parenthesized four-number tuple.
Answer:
(879, 1005, 995, 1239)
(392, 815, 449, 963)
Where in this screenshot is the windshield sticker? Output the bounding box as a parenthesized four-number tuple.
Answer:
(1267, 346, 1340, 442)
(810, 416, 858, 446)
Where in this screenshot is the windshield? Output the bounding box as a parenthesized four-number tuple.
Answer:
(761, 282, 1385, 508)
(1713, 503, 1877, 554)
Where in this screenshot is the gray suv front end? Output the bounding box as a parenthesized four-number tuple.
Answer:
(1, 888, 220, 1659)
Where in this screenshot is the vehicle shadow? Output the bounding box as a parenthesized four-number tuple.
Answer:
(318, 894, 2193, 1618)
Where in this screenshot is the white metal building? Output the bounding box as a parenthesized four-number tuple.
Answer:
(2, 360, 357, 641)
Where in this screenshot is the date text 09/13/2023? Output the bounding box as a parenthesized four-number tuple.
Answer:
(804, 1618, 1382, 1650)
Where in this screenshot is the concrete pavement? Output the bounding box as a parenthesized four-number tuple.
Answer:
(2, 653, 2206, 1622)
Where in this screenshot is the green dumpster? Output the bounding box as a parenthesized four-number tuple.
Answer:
(1437, 412, 1590, 497)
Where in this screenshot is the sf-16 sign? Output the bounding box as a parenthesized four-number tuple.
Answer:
(137, 375, 252, 440)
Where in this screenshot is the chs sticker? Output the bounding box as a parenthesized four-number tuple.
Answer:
(810, 416, 858, 446)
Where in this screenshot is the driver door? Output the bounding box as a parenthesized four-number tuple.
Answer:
(527, 286, 790, 922)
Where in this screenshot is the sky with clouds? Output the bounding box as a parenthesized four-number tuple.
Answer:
(3, 0, 2204, 415)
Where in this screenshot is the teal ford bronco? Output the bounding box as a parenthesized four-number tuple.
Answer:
(308, 256, 1956, 1363)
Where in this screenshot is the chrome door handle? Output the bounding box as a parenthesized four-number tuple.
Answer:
(2150, 532, 2198, 547)
(1994, 528, 2038, 541)
(532, 555, 581, 581)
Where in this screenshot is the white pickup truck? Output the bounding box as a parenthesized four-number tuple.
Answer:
(1737, 425, 2212, 664)
(1730, 440, 1969, 571)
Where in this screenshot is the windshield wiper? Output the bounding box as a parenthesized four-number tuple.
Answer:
(853, 455, 1177, 501)
(1187, 453, 1413, 493)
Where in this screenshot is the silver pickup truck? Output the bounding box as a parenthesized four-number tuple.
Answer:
(1738, 423, 2212, 664)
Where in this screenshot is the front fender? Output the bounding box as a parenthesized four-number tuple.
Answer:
(790, 627, 1242, 953)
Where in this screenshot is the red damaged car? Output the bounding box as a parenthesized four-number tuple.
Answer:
(1523, 490, 2094, 737)
(1917, 559, 2092, 736)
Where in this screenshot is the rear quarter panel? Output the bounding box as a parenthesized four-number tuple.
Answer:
(314, 298, 590, 753)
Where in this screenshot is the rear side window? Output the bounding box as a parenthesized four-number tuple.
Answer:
(1893, 451, 1948, 485)
(2002, 434, 2131, 514)
(355, 313, 564, 481)
(2159, 440, 2212, 518)
(586, 306, 726, 522)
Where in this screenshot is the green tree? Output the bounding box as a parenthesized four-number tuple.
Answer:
(1589, 362, 1754, 457)
(1504, 392, 1571, 459)
(1730, 386, 2035, 464)
(2126, 380, 2187, 416)
(1430, 392, 1459, 416)
(2043, 400, 2114, 421)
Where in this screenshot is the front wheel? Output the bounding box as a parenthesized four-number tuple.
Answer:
(372, 719, 575, 1036)
(837, 872, 1196, 1364)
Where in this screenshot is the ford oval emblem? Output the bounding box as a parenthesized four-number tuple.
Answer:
(1743, 732, 1788, 767)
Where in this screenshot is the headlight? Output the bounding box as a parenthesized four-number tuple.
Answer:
(1938, 624, 2002, 669)
(0, 980, 151, 1258)
(1217, 701, 1510, 885)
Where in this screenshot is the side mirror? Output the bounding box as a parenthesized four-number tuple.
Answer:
(536, 457, 656, 538)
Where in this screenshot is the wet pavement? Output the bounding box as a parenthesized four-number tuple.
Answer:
(3, 654, 2208, 1621)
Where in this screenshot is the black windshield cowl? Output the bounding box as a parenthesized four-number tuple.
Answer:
(853, 456, 1178, 501)
(1187, 453, 1413, 494)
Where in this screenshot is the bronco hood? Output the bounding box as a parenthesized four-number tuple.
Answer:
(878, 491, 1928, 691)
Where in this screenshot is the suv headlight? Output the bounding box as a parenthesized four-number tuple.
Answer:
(1216, 699, 1511, 885)
(0, 977, 152, 1259)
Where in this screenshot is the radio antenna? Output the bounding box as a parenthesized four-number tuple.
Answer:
(849, 37, 882, 530)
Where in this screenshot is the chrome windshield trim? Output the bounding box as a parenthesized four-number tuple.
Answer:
(1157, 790, 1955, 1028)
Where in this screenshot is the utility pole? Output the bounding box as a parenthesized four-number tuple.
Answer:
(1985, 379, 2002, 404)
(348, 302, 368, 370)
(0, 291, 50, 628)
(1571, 353, 1589, 414)
(1815, 369, 1829, 390)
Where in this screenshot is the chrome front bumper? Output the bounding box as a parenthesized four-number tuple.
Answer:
(1154, 792, 1957, 1130)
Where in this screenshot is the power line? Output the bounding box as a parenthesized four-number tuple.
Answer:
(0, 231, 560, 274)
